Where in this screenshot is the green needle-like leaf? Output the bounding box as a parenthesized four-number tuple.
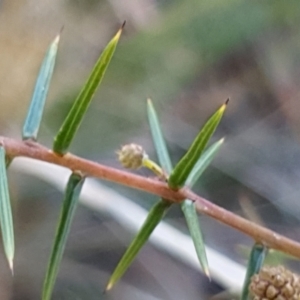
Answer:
(147, 98, 173, 174)
(0, 146, 14, 272)
(186, 138, 224, 187)
(146, 100, 224, 279)
(181, 199, 209, 277)
(168, 100, 228, 189)
(106, 199, 171, 291)
(53, 23, 124, 154)
(180, 139, 224, 278)
(241, 243, 267, 300)
(22, 33, 60, 140)
(42, 173, 85, 300)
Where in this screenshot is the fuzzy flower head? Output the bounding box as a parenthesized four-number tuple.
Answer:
(250, 265, 300, 300)
(117, 143, 147, 170)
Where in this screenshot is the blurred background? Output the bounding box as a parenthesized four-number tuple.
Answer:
(1, 0, 300, 299)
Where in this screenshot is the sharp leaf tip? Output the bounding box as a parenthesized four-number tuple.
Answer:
(9, 259, 14, 276)
(59, 25, 65, 35)
(105, 282, 113, 292)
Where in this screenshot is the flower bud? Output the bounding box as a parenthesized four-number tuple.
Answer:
(117, 144, 147, 169)
(249, 265, 300, 300)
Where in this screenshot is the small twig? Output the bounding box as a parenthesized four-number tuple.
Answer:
(2, 135, 300, 259)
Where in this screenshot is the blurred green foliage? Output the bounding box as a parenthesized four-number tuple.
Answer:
(47, 1, 300, 155)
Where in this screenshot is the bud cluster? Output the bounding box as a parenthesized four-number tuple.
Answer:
(117, 143, 147, 170)
(250, 265, 300, 300)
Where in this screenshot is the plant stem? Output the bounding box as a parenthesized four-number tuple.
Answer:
(1, 136, 300, 259)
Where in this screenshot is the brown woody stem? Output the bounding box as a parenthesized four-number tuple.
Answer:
(1, 136, 300, 259)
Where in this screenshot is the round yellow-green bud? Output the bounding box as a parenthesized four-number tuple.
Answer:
(117, 143, 147, 169)
(249, 265, 300, 300)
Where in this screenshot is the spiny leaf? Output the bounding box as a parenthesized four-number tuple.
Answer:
(186, 137, 224, 187)
(53, 23, 125, 154)
(0, 146, 14, 272)
(105, 199, 171, 291)
(241, 243, 267, 300)
(168, 100, 228, 189)
(181, 199, 209, 277)
(22, 32, 60, 140)
(147, 98, 173, 174)
(42, 173, 85, 300)
(181, 139, 224, 278)
(147, 100, 224, 279)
